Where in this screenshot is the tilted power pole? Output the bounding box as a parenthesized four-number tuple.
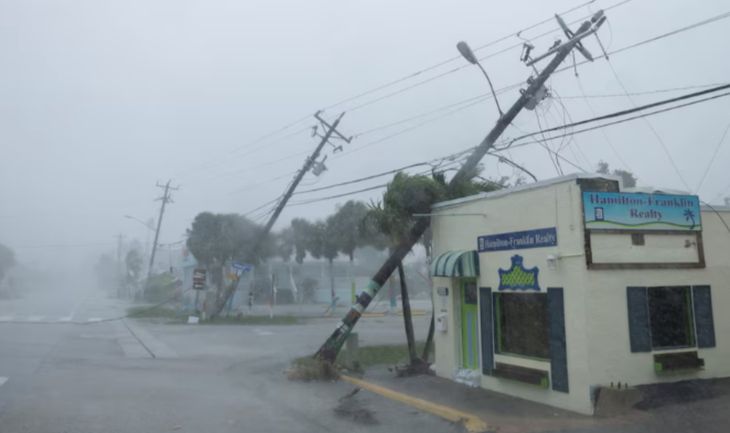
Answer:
(315, 11, 607, 362)
(146, 179, 179, 287)
(211, 111, 350, 317)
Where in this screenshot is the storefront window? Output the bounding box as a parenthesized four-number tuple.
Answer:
(494, 293, 549, 359)
(648, 286, 695, 349)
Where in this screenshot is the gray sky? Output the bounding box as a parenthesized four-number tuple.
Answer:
(2, 0, 729, 269)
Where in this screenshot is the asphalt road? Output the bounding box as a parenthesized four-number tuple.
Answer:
(0, 286, 458, 433)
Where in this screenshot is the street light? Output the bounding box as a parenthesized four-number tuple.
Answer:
(124, 215, 155, 231)
(456, 40, 504, 117)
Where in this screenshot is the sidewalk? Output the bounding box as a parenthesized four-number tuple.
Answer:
(351, 367, 650, 433)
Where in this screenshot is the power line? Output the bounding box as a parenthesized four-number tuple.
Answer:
(187, 6, 723, 191)
(339, 9, 730, 161)
(293, 163, 432, 195)
(228, 170, 299, 196)
(288, 184, 389, 207)
(287, 85, 730, 209)
(319, 0, 610, 112)
(695, 119, 730, 194)
(605, 59, 691, 191)
(174, 119, 313, 180)
(554, 10, 730, 75)
(13, 241, 117, 249)
(560, 82, 727, 99)
(499, 83, 730, 148)
(572, 75, 633, 171)
(501, 91, 730, 153)
(176, 1, 613, 181)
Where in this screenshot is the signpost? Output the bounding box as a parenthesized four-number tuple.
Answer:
(192, 268, 207, 318)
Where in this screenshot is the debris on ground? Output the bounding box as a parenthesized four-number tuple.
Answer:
(286, 356, 339, 381)
(634, 379, 724, 410)
(394, 358, 433, 377)
(333, 391, 378, 425)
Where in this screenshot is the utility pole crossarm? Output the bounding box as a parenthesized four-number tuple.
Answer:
(315, 11, 606, 363)
(260, 112, 346, 238)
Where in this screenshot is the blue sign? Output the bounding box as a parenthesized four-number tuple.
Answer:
(477, 227, 557, 252)
(498, 255, 540, 291)
(232, 262, 253, 272)
(582, 192, 701, 231)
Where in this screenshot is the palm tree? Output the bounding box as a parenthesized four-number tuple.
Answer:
(684, 209, 696, 229)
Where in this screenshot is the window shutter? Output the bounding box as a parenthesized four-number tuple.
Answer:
(693, 285, 716, 348)
(548, 288, 569, 393)
(479, 287, 493, 375)
(626, 286, 651, 352)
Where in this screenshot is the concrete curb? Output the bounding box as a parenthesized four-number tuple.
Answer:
(341, 375, 490, 433)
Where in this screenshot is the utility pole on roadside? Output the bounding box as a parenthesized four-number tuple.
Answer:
(116, 234, 125, 297)
(146, 180, 179, 288)
(315, 10, 607, 362)
(211, 111, 350, 317)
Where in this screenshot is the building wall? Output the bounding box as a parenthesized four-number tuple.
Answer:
(584, 208, 730, 388)
(431, 176, 730, 415)
(431, 180, 595, 414)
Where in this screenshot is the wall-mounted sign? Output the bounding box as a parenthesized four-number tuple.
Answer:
(582, 192, 701, 231)
(478, 227, 557, 252)
(436, 287, 449, 296)
(498, 255, 540, 291)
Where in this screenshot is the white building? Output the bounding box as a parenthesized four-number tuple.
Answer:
(429, 173, 728, 414)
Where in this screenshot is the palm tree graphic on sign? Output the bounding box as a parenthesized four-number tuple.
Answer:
(684, 209, 696, 229)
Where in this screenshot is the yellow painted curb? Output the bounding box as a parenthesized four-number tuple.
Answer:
(341, 375, 490, 433)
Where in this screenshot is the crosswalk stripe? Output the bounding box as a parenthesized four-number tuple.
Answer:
(0, 316, 13, 322)
(27, 315, 45, 322)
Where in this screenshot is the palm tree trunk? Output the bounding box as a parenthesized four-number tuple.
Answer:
(422, 313, 435, 362)
(397, 262, 417, 364)
(329, 259, 335, 306)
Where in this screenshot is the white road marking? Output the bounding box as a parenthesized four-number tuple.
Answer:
(0, 377, 7, 387)
(59, 316, 73, 322)
(254, 328, 274, 336)
(27, 315, 44, 322)
(0, 316, 13, 322)
(87, 317, 102, 323)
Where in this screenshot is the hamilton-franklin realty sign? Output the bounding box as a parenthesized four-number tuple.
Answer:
(582, 192, 701, 231)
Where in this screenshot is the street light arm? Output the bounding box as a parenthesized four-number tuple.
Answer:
(475, 62, 504, 117)
(124, 215, 155, 231)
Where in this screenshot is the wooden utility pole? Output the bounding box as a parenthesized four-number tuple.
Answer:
(146, 179, 179, 288)
(211, 112, 350, 317)
(316, 11, 606, 362)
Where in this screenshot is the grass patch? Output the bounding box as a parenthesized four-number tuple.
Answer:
(345, 342, 429, 369)
(126, 305, 182, 321)
(287, 356, 339, 381)
(202, 315, 301, 325)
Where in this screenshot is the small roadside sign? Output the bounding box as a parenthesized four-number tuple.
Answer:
(232, 262, 253, 273)
(193, 268, 207, 290)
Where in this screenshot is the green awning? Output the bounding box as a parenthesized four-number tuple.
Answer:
(431, 250, 480, 277)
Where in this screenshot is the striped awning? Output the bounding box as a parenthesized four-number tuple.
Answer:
(430, 250, 480, 277)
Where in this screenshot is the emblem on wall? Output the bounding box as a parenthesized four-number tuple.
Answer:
(498, 255, 540, 291)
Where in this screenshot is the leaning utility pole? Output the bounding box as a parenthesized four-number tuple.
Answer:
(315, 11, 607, 362)
(211, 111, 350, 317)
(146, 179, 179, 287)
